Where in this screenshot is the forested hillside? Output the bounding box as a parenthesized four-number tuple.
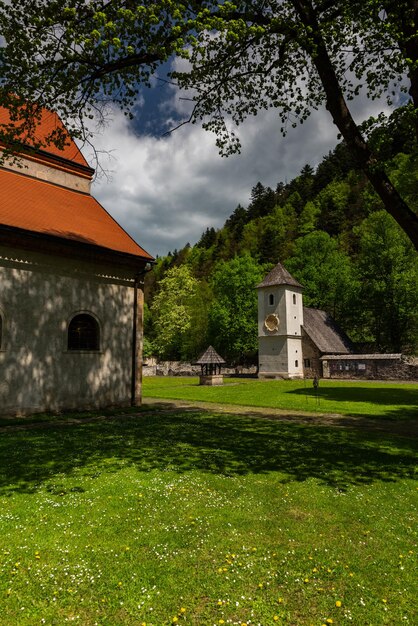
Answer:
(144, 112, 418, 364)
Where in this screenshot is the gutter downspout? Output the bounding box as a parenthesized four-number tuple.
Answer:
(131, 264, 151, 406)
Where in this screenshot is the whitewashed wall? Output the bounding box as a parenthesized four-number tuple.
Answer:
(0, 245, 136, 415)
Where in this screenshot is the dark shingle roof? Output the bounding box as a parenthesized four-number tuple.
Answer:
(195, 345, 226, 365)
(303, 307, 354, 354)
(256, 262, 303, 289)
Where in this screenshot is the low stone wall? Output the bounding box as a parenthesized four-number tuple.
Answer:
(143, 357, 418, 381)
(143, 358, 257, 377)
(322, 355, 418, 381)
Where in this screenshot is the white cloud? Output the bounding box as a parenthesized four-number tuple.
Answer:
(90, 88, 391, 258)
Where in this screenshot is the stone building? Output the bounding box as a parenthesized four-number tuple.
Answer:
(257, 261, 408, 380)
(0, 106, 153, 415)
(257, 263, 305, 378)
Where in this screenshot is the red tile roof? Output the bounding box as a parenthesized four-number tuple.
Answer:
(0, 105, 90, 169)
(0, 168, 153, 260)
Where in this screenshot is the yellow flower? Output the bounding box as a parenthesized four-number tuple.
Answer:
(273, 616, 279, 622)
(277, 597, 283, 603)
(335, 600, 342, 607)
(172, 617, 178, 624)
(326, 620, 333, 624)
(179, 608, 186, 614)
(218, 621, 225, 625)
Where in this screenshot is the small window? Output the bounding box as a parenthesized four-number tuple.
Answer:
(293, 294, 296, 305)
(68, 314, 100, 351)
(295, 360, 298, 367)
(269, 293, 275, 306)
(304, 358, 311, 368)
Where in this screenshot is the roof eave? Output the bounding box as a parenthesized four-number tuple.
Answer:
(0, 224, 154, 270)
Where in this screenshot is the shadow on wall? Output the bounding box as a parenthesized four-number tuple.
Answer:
(0, 407, 417, 494)
(0, 249, 135, 414)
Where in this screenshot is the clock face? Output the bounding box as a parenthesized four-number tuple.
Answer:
(264, 313, 280, 332)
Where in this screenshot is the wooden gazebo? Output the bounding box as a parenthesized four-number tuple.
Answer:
(195, 346, 226, 386)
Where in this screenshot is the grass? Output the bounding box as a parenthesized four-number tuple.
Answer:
(143, 376, 418, 420)
(0, 402, 417, 626)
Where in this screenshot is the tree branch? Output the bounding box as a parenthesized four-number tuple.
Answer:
(292, 0, 418, 250)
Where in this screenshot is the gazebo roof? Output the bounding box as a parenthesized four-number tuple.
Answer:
(195, 345, 226, 365)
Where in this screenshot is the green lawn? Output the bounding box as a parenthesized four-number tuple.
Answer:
(0, 404, 417, 625)
(143, 376, 418, 419)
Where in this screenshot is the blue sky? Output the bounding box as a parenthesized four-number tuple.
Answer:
(89, 71, 393, 258)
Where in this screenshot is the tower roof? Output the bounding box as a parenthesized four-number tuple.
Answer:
(256, 262, 303, 289)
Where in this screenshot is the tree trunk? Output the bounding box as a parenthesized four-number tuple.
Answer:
(293, 0, 418, 251)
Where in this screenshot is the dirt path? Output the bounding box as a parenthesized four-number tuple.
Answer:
(1, 397, 417, 437)
(142, 397, 418, 437)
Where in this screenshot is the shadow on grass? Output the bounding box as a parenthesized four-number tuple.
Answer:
(1, 405, 417, 495)
(289, 384, 418, 419)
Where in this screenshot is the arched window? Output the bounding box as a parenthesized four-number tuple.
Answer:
(68, 314, 100, 351)
(269, 293, 275, 306)
(293, 294, 296, 305)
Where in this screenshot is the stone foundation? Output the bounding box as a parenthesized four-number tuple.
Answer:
(199, 374, 224, 386)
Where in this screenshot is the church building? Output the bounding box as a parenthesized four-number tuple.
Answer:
(0, 106, 153, 415)
(257, 261, 408, 380)
(257, 262, 354, 379)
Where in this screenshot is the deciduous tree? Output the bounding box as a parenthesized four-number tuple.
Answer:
(1, 1, 418, 246)
(354, 211, 418, 352)
(208, 254, 265, 362)
(149, 265, 210, 360)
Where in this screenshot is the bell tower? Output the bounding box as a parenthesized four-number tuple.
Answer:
(257, 262, 304, 379)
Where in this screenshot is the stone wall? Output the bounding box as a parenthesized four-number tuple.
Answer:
(144, 356, 418, 381)
(0, 245, 137, 415)
(322, 356, 418, 381)
(143, 358, 257, 378)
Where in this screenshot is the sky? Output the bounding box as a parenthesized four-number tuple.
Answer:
(88, 75, 392, 259)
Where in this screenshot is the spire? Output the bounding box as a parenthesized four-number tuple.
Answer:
(256, 262, 303, 289)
